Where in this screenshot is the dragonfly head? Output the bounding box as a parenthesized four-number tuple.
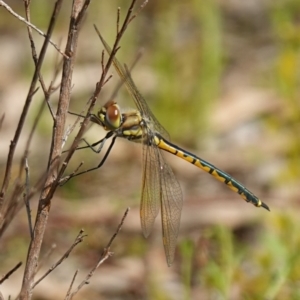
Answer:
(97, 100, 122, 131)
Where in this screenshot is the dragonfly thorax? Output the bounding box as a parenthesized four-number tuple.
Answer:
(119, 110, 146, 143)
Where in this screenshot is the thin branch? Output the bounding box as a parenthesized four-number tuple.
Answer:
(24, 0, 39, 67)
(106, 207, 130, 249)
(0, 181, 24, 238)
(68, 208, 130, 299)
(62, 125, 72, 149)
(23, 0, 60, 121)
(18, 100, 45, 179)
(62, 106, 90, 150)
(116, 7, 120, 34)
(101, 50, 105, 72)
(74, 0, 90, 27)
(44, 51, 65, 120)
(65, 270, 78, 300)
(0, 114, 4, 132)
(0, 0, 68, 58)
(19, 1, 85, 297)
(0, 156, 69, 239)
(18, 55, 62, 178)
(103, 74, 113, 86)
(36, 243, 57, 274)
(24, 0, 62, 121)
(0, 0, 62, 210)
(23, 158, 33, 239)
(59, 161, 84, 186)
(109, 47, 144, 101)
(0, 161, 59, 238)
(0, 262, 22, 284)
(128, 0, 149, 24)
(56, 0, 139, 184)
(33, 230, 87, 288)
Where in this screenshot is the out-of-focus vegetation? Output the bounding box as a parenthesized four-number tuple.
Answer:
(1, 0, 300, 299)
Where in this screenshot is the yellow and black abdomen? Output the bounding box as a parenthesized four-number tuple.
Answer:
(154, 134, 269, 211)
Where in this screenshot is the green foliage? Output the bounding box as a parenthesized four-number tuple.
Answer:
(176, 212, 300, 299)
(179, 239, 194, 299)
(268, 0, 300, 182)
(149, 0, 222, 144)
(197, 226, 234, 299)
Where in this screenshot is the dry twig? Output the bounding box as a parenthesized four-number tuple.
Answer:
(23, 158, 33, 238)
(59, 0, 141, 183)
(0, 0, 146, 298)
(67, 208, 130, 299)
(0, 262, 22, 284)
(0, 0, 67, 58)
(19, 1, 87, 298)
(33, 230, 87, 288)
(0, 0, 63, 219)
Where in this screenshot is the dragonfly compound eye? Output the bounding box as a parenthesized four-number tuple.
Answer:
(105, 102, 122, 130)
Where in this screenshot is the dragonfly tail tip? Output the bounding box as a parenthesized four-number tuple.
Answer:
(261, 201, 270, 211)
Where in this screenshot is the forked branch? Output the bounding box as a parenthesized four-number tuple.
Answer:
(66, 208, 130, 299)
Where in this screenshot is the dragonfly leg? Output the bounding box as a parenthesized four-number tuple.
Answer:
(62, 131, 114, 154)
(60, 133, 117, 184)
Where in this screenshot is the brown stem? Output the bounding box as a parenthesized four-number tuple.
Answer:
(32, 230, 86, 288)
(57, 0, 139, 182)
(19, 1, 87, 298)
(0, 262, 22, 284)
(0, 0, 61, 217)
(68, 208, 130, 299)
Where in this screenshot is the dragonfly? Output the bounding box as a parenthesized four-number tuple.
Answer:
(77, 29, 269, 266)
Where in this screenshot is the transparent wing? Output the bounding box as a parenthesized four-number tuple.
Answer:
(95, 29, 170, 141)
(96, 29, 183, 266)
(140, 138, 161, 237)
(141, 131, 183, 266)
(158, 152, 183, 266)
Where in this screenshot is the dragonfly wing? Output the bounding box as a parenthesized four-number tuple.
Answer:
(140, 141, 161, 237)
(158, 151, 183, 266)
(95, 29, 170, 141)
(96, 29, 183, 265)
(122, 64, 170, 140)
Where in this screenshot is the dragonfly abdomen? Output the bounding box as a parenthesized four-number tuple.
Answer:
(154, 134, 269, 211)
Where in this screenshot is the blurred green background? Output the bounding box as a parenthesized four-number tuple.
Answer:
(1, 0, 300, 299)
